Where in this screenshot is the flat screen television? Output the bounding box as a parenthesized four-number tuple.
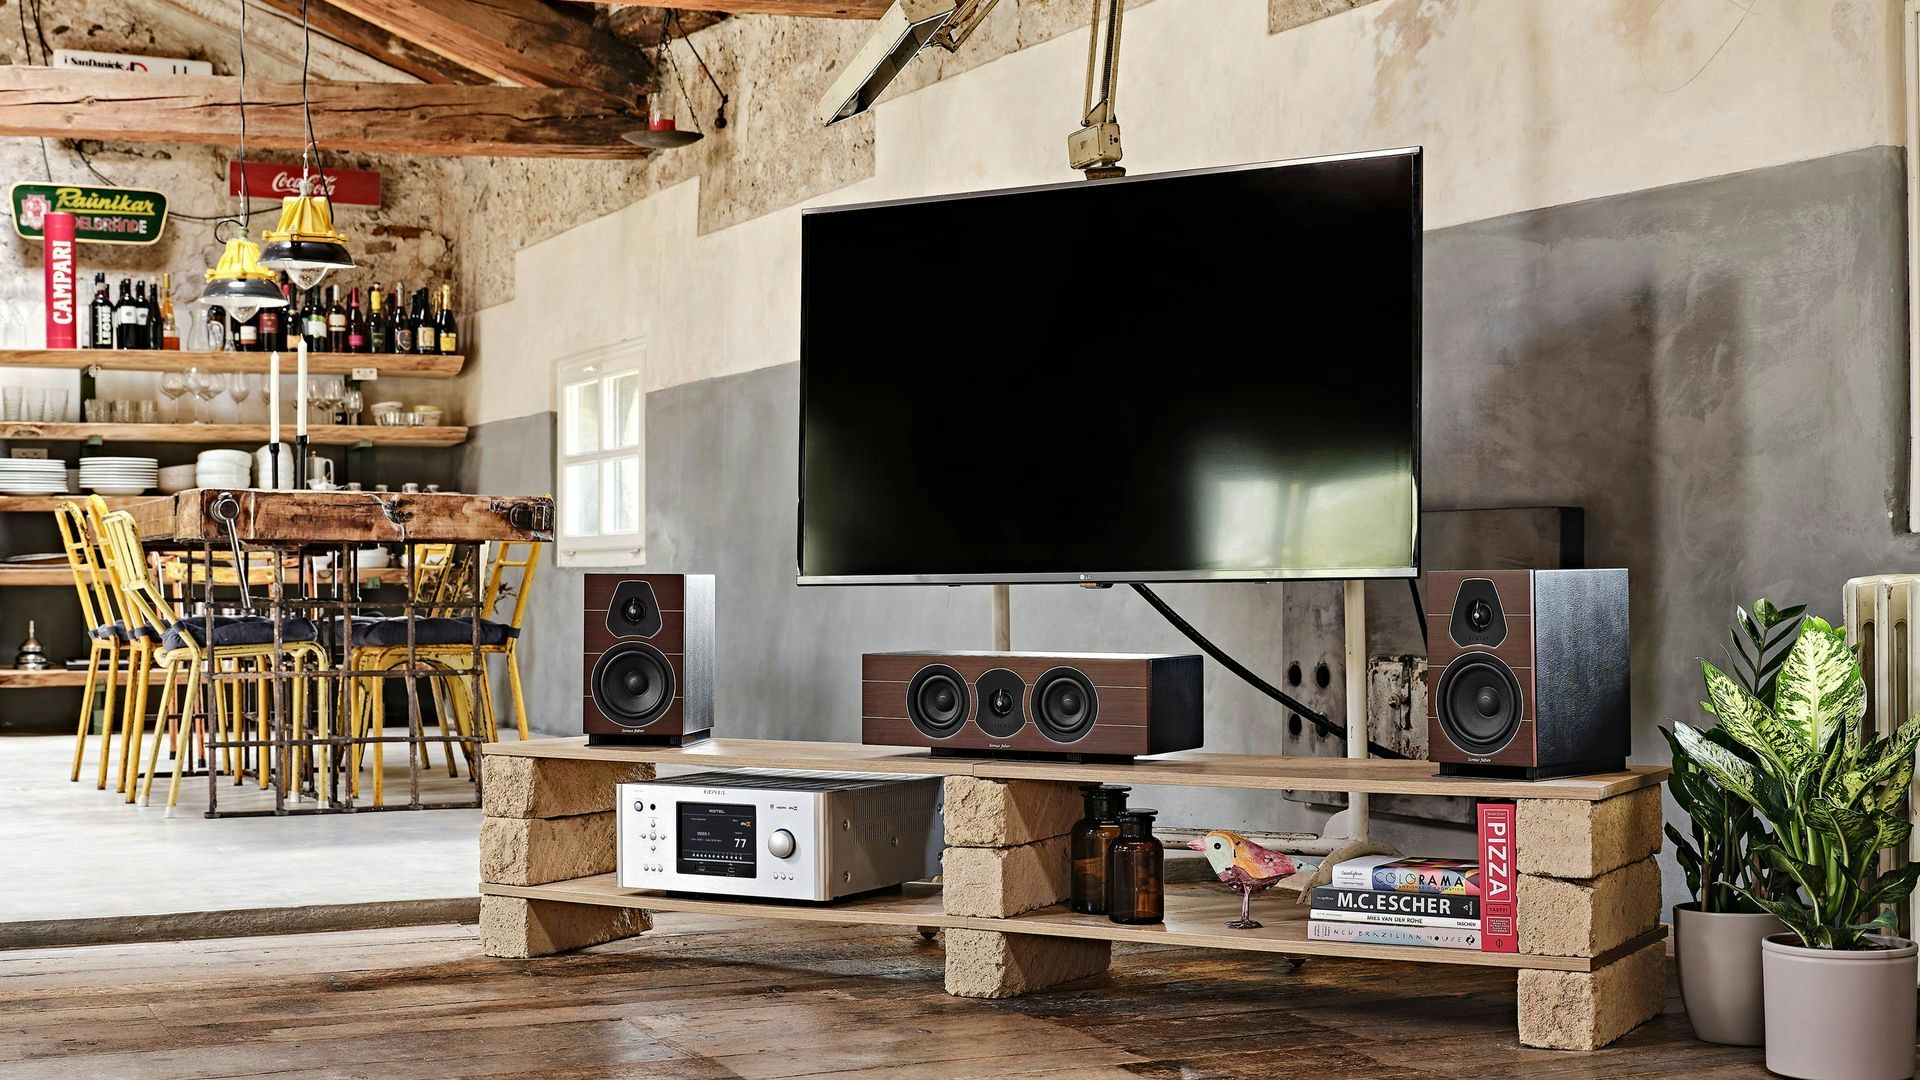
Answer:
(798, 147, 1421, 585)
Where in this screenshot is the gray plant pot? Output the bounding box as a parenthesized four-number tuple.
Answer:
(1762, 932, 1918, 1080)
(1674, 903, 1783, 1045)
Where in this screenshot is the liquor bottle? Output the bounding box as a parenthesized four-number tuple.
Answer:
(113, 278, 137, 349)
(412, 288, 436, 354)
(390, 282, 412, 353)
(326, 285, 347, 352)
(303, 288, 328, 352)
(205, 304, 227, 352)
(146, 278, 163, 349)
(234, 308, 258, 352)
(159, 273, 180, 350)
(1105, 809, 1165, 926)
(1070, 785, 1130, 916)
(88, 272, 110, 349)
(131, 279, 150, 349)
(435, 283, 458, 355)
(365, 284, 388, 354)
(257, 282, 284, 353)
(346, 286, 368, 353)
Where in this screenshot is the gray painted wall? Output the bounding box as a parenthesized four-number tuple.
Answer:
(464, 146, 1917, 909)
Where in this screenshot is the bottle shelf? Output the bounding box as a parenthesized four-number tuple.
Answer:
(0, 348, 464, 379)
(0, 422, 467, 448)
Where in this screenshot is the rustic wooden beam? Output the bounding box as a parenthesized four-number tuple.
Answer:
(321, 0, 652, 103)
(251, 0, 498, 86)
(606, 7, 730, 48)
(562, 0, 888, 17)
(0, 67, 647, 159)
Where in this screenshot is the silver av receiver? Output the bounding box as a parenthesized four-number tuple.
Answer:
(616, 771, 943, 901)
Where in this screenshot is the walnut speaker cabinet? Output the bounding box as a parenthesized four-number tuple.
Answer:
(1426, 569, 1630, 780)
(862, 651, 1203, 761)
(584, 574, 714, 746)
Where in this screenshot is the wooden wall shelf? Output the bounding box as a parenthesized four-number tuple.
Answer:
(0, 348, 464, 379)
(0, 422, 467, 448)
(0, 668, 171, 689)
(480, 874, 1661, 974)
(0, 565, 402, 587)
(0, 495, 163, 513)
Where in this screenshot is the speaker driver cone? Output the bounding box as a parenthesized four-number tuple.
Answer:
(591, 641, 676, 728)
(1435, 651, 1523, 754)
(1032, 667, 1098, 743)
(906, 665, 969, 739)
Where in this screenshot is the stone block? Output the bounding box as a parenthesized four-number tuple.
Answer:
(942, 834, 1072, 918)
(1517, 938, 1667, 1050)
(1516, 787, 1663, 880)
(943, 928, 1111, 998)
(480, 813, 617, 887)
(479, 894, 649, 959)
(943, 776, 1082, 848)
(481, 754, 654, 819)
(1518, 856, 1661, 957)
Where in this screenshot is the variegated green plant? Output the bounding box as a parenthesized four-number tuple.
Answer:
(1673, 614, 1920, 950)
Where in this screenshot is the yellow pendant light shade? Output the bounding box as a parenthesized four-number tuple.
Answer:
(197, 230, 287, 322)
(259, 178, 354, 289)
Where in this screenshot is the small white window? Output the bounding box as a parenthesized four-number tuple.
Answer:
(555, 341, 646, 568)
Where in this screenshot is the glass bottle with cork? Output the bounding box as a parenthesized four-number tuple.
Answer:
(1070, 785, 1130, 915)
(1106, 808, 1165, 925)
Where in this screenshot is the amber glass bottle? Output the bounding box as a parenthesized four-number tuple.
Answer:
(1106, 808, 1165, 925)
(1070, 785, 1131, 915)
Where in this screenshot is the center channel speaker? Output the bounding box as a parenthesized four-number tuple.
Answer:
(584, 574, 714, 746)
(1426, 569, 1630, 780)
(862, 651, 1203, 760)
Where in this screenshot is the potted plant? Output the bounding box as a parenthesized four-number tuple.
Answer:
(1665, 600, 1799, 1045)
(1674, 612, 1920, 1080)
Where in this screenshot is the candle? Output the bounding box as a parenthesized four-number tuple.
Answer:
(268, 351, 281, 445)
(295, 339, 308, 437)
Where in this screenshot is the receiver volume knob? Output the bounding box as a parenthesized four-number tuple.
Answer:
(767, 829, 797, 859)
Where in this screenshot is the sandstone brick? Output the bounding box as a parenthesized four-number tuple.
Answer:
(1517, 938, 1667, 1050)
(480, 813, 617, 887)
(1518, 856, 1661, 957)
(481, 754, 655, 819)
(479, 895, 649, 959)
(942, 834, 1072, 918)
(943, 776, 1083, 848)
(1516, 787, 1663, 879)
(943, 928, 1110, 998)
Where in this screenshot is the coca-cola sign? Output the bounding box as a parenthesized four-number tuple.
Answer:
(229, 163, 382, 208)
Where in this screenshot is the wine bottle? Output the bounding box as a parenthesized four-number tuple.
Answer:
(346, 286, 368, 353)
(412, 287, 436, 354)
(435, 283, 457, 355)
(366, 283, 388, 354)
(326, 284, 347, 352)
(89, 272, 110, 349)
(390, 281, 411, 353)
(159, 272, 180, 350)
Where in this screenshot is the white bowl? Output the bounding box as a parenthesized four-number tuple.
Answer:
(195, 472, 250, 488)
(87, 485, 150, 496)
(198, 449, 252, 468)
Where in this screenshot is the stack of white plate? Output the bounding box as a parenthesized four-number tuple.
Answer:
(196, 449, 251, 490)
(79, 456, 158, 496)
(0, 459, 69, 496)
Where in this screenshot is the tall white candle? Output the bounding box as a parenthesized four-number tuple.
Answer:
(268, 351, 281, 445)
(295, 339, 308, 437)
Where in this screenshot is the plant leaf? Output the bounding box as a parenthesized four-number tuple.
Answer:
(1700, 661, 1794, 775)
(1772, 617, 1865, 759)
(1673, 722, 1763, 806)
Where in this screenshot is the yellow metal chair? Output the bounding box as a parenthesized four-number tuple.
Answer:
(56, 501, 123, 788)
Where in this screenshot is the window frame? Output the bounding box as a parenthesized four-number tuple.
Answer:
(553, 339, 647, 569)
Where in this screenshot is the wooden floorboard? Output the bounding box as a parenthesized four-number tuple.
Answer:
(0, 910, 1817, 1079)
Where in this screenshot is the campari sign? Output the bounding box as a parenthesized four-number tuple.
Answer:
(9, 183, 168, 245)
(229, 163, 382, 208)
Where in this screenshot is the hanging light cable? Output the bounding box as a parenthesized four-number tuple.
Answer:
(260, 0, 354, 288)
(197, 0, 288, 322)
(623, 13, 729, 149)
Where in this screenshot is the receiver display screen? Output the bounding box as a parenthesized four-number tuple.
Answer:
(677, 802, 757, 878)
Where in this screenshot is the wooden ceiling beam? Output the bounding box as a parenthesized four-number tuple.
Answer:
(0, 67, 647, 159)
(321, 0, 652, 103)
(250, 0, 499, 86)
(606, 7, 730, 49)
(562, 0, 890, 18)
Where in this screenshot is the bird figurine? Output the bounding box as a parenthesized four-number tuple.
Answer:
(1188, 830, 1319, 930)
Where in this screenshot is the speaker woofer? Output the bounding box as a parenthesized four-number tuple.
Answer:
(906, 664, 969, 739)
(1032, 667, 1098, 743)
(591, 641, 676, 728)
(1435, 651, 1523, 754)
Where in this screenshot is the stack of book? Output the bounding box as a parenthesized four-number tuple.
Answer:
(1306, 855, 1483, 950)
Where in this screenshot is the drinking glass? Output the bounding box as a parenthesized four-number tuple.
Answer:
(135, 400, 155, 424)
(83, 398, 104, 423)
(110, 399, 132, 424)
(159, 371, 190, 422)
(229, 373, 254, 422)
(191, 371, 226, 424)
(24, 388, 46, 422)
(2, 386, 19, 421)
(341, 388, 363, 425)
(47, 389, 67, 423)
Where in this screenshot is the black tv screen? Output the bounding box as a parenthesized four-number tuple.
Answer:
(799, 148, 1421, 584)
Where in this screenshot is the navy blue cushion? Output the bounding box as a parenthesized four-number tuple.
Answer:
(348, 616, 515, 648)
(89, 621, 161, 644)
(162, 616, 319, 651)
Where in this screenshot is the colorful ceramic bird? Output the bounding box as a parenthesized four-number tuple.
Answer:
(1188, 830, 1319, 930)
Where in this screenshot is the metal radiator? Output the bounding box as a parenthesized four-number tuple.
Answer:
(1841, 575, 1920, 936)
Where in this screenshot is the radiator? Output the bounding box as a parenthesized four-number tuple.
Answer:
(1841, 575, 1920, 936)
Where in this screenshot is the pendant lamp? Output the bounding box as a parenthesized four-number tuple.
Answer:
(623, 13, 728, 150)
(259, 176, 354, 289)
(196, 0, 286, 323)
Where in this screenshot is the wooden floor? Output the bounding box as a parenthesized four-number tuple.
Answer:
(0, 910, 1785, 1079)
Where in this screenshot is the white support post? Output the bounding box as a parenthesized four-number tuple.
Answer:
(1342, 579, 1369, 842)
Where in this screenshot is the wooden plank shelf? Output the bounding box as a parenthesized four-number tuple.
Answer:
(0, 567, 71, 586)
(0, 565, 404, 587)
(0, 668, 172, 689)
(0, 422, 467, 448)
(480, 737, 1668, 801)
(0, 495, 164, 513)
(0, 348, 464, 379)
(480, 874, 1662, 974)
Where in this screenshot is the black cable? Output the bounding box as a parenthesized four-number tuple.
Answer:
(1408, 578, 1427, 648)
(1128, 583, 1407, 759)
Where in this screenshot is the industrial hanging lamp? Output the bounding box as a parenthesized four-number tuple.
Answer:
(623, 12, 729, 150)
(197, 0, 286, 323)
(260, 0, 353, 288)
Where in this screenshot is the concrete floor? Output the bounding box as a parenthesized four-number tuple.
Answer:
(1, 734, 483, 926)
